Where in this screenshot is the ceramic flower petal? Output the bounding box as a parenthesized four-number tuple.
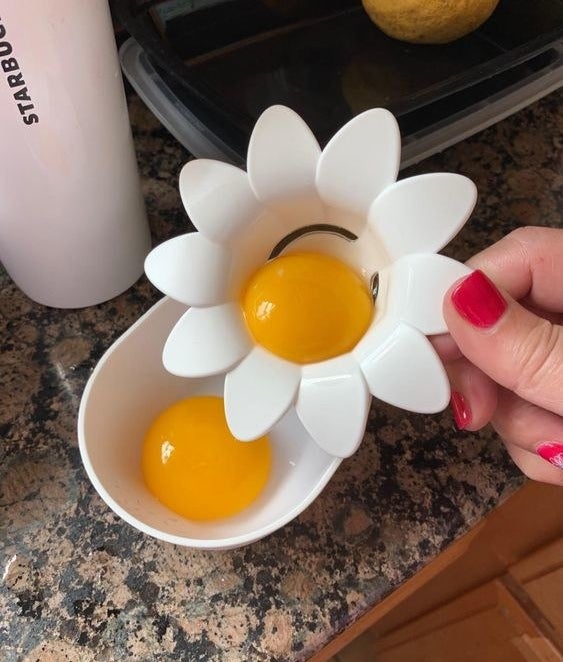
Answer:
(316, 108, 400, 216)
(179, 160, 261, 244)
(247, 105, 322, 203)
(368, 173, 477, 259)
(224, 347, 301, 441)
(144, 234, 231, 307)
(163, 303, 251, 377)
(386, 254, 472, 335)
(354, 320, 450, 413)
(296, 355, 371, 458)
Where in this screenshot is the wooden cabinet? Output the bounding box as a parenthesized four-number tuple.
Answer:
(373, 574, 563, 662)
(510, 538, 563, 641)
(316, 482, 563, 662)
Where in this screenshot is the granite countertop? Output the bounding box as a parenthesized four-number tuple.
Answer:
(1, 89, 562, 662)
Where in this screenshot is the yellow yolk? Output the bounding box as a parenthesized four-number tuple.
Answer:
(142, 396, 271, 521)
(241, 252, 373, 364)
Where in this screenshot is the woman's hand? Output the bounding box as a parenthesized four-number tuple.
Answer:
(434, 226, 563, 485)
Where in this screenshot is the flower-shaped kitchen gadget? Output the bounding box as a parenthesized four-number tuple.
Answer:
(145, 106, 475, 459)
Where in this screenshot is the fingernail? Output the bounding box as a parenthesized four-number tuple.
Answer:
(451, 270, 507, 328)
(536, 442, 563, 469)
(451, 391, 471, 430)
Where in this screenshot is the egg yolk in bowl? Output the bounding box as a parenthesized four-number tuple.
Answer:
(142, 396, 271, 521)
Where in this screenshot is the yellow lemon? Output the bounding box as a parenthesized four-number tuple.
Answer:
(361, 0, 500, 44)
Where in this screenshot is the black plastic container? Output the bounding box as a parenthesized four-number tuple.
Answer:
(113, 0, 563, 163)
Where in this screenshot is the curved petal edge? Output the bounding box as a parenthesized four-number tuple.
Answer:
(386, 254, 473, 335)
(316, 108, 400, 216)
(224, 347, 301, 441)
(179, 159, 261, 244)
(296, 354, 371, 458)
(162, 303, 251, 377)
(355, 321, 450, 414)
(247, 105, 321, 204)
(144, 233, 231, 307)
(369, 173, 477, 259)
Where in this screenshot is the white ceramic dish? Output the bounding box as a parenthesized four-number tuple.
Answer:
(78, 297, 341, 549)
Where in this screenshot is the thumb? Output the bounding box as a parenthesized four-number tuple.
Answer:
(443, 269, 563, 417)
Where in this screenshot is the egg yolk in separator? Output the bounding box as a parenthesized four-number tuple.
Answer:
(241, 252, 374, 364)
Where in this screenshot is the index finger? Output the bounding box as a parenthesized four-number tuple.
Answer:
(467, 226, 563, 312)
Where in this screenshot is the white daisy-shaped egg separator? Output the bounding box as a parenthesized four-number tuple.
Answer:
(145, 106, 475, 459)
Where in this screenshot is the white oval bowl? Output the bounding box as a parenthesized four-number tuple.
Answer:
(78, 297, 342, 549)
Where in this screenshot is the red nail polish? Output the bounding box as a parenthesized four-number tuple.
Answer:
(536, 442, 563, 469)
(451, 391, 471, 430)
(451, 270, 507, 328)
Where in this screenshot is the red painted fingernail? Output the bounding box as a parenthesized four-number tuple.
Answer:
(450, 391, 471, 430)
(451, 270, 507, 328)
(536, 442, 563, 469)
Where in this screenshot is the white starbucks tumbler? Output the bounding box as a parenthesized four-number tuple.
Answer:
(0, 0, 151, 308)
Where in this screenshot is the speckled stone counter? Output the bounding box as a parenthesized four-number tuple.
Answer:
(1, 89, 561, 662)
